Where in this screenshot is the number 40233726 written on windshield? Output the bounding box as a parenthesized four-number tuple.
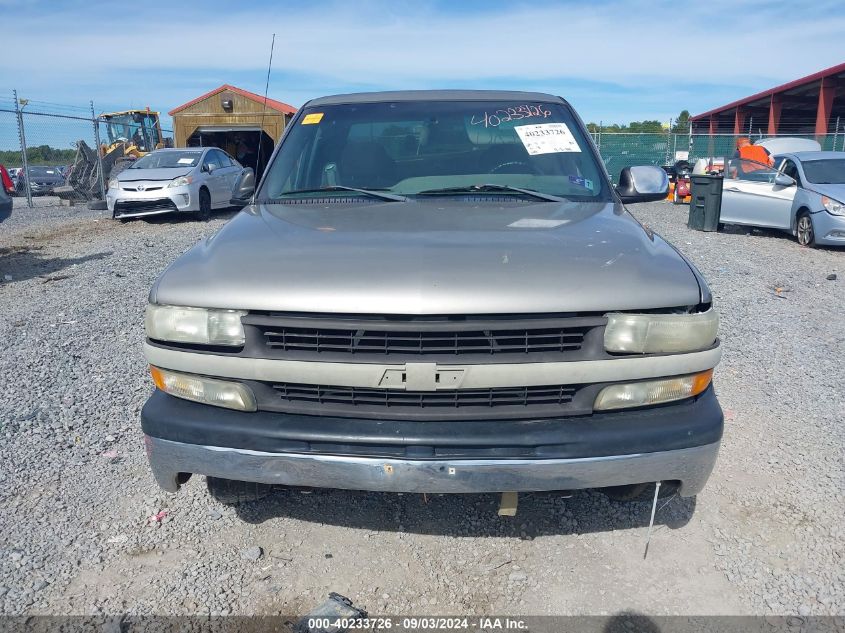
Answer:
(470, 104, 553, 128)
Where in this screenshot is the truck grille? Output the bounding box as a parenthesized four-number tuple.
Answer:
(252, 381, 591, 420)
(274, 383, 576, 407)
(241, 313, 606, 360)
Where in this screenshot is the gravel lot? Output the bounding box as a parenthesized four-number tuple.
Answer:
(0, 201, 842, 617)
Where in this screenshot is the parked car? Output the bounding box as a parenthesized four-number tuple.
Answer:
(0, 165, 14, 195)
(16, 165, 65, 196)
(107, 147, 243, 220)
(0, 184, 11, 223)
(141, 90, 722, 506)
(720, 143, 845, 247)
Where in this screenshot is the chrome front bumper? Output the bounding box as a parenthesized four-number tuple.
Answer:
(145, 435, 720, 497)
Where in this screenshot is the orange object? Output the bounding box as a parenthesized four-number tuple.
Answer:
(149, 365, 166, 390)
(738, 144, 773, 169)
(691, 369, 714, 397)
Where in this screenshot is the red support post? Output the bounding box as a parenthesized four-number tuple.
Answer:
(733, 108, 746, 135)
(816, 76, 834, 139)
(709, 116, 718, 135)
(768, 94, 782, 136)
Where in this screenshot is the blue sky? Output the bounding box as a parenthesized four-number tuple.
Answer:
(1, 0, 843, 142)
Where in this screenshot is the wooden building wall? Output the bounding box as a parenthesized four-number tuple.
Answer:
(172, 91, 290, 147)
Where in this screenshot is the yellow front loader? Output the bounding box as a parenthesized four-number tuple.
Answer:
(100, 109, 169, 173)
(58, 109, 172, 206)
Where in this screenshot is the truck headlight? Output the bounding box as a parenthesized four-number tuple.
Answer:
(145, 304, 246, 346)
(150, 366, 256, 411)
(594, 370, 713, 411)
(822, 196, 845, 216)
(604, 309, 719, 353)
(168, 175, 193, 188)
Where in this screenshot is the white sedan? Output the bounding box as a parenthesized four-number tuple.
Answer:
(107, 147, 244, 220)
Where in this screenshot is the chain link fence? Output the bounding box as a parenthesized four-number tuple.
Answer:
(3, 89, 844, 206)
(591, 131, 845, 183)
(1, 91, 173, 209)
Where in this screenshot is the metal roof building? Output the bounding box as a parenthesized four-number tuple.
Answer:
(690, 63, 845, 138)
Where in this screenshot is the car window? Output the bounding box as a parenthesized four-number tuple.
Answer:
(214, 150, 232, 167)
(260, 100, 609, 200)
(131, 151, 201, 169)
(780, 159, 800, 184)
(801, 158, 845, 184)
(203, 151, 222, 171)
(726, 158, 779, 183)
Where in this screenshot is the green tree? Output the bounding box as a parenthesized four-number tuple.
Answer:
(672, 110, 691, 134)
(0, 145, 75, 166)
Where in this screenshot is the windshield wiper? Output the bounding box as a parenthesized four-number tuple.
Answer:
(274, 186, 408, 202)
(415, 184, 565, 202)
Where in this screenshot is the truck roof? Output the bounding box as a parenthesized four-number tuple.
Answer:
(305, 90, 566, 107)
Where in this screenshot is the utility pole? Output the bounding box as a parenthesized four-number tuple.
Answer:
(688, 120, 693, 157)
(665, 118, 673, 165)
(90, 101, 106, 201)
(13, 89, 33, 208)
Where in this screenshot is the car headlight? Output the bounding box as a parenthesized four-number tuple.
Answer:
(108, 178, 118, 190)
(168, 175, 193, 188)
(822, 196, 845, 216)
(150, 366, 256, 411)
(145, 304, 246, 346)
(594, 370, 713, 411)
(604, 309, 719, 354)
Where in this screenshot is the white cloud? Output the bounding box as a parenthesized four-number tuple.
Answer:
(1, 0, 842, 107)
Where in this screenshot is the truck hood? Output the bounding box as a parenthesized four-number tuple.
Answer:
(151, 199, 702, 314)
(118, 167, 192, 182)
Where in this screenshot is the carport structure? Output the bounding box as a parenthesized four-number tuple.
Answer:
(169, 84, 296, 176)
(690, 63, 845, 139)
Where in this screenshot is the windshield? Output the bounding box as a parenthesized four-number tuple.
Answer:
(105, 113, 160, 152)
(801, 158, 845, 184)
(259, 100, 608, 201)
(28, 167, 60, 176)
(130, 151, 201, 169)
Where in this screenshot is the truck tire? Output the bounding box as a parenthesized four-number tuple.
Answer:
(601, 481, 679, 502)
(206, 476, 274, 505)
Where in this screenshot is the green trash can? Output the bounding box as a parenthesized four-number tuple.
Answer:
(688, 174, 723, 232)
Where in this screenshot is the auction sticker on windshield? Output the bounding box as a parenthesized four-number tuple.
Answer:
(514, 123, 581, 155)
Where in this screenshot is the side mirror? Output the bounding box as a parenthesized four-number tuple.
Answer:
(774, 173, 795, 187)
(230, 168, 255, 206)
(204, 163, 216, 173)
(615, 166, 670, 203)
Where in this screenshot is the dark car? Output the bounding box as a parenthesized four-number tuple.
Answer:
(0, 186, 11, 223)
(16, 166, 65, 196)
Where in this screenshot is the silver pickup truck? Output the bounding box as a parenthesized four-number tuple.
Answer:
(141, 90, 722, 505)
